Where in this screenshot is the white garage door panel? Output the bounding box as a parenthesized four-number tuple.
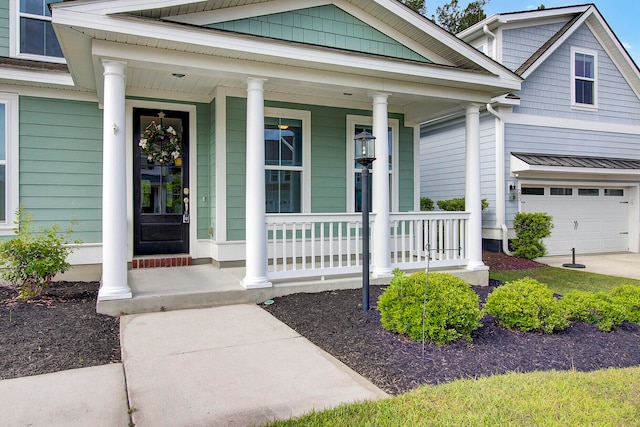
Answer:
(520, 186, 629, 256)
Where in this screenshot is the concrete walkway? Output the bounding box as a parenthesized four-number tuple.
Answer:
(0, 304, 387, 427)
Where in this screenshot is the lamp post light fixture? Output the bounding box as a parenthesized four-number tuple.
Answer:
(354, 130, 376, 311)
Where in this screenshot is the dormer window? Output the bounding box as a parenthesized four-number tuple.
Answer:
(571, 47, 597, 108)
(12, 0, 64, 61)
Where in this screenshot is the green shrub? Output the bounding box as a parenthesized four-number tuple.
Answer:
(610, 284, 640, 323)
(561, 290, 628, 332)
(484, 278, 568, 333)
(511, 212, 553, 259)
(377, 270, 482, 345)
(0, 206, 79, 299)
(420, 197, 434, 211)
(436, 197, 488, 211)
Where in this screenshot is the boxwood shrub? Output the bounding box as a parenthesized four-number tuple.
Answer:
(609, 284, 640, 324)
(484, 278, 568, 333)
(560, 290, 628, 332)
(377, 270, 482, 345)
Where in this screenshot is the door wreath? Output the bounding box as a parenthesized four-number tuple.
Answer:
(139, 120, 182, 165)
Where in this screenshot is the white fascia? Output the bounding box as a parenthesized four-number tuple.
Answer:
(90, 39, 516, 104)
(0, 69, 73, 87)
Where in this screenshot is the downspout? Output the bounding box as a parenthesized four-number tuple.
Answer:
(482, 25, 496, 60)
(486, 102, 513, 256)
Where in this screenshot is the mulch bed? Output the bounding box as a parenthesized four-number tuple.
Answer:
(0, 281, 120, 381)
(2, 251, 639, 395)
(263, 252, 640, 395)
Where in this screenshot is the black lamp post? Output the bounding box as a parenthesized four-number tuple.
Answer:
(354, 130, 376, 311)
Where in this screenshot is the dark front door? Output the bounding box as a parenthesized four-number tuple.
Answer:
(133, 108, 189, 255)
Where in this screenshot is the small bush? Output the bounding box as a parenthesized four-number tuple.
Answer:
(436, 197, 488, 211)
(511, 212, 553, 259)
(561, 290, 628, 332)
(610, 284, 640, 323)
(377, 270, 482, 345)
(484, 278, 568, 333)
(420, 197, 434, 211)
(0, 206, 78, 299)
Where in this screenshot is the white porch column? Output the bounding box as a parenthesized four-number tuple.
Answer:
(465, 104, 487, 270)
(98, 60, 131, 300)
(372, 93, 392, 278)
(242, 77, 272, 289)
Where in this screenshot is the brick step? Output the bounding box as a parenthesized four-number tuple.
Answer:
(132, 256, 192, 269)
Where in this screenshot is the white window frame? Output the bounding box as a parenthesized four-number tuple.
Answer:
(346, 115, 399, 213)
(571, 47, 597, 110)
(264, 107, 311, 213)
(10, 0, 66, 63)
(0, 93, 19, 235)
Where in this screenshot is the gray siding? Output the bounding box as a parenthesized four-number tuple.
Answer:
(420, 118, 465, 203)
(420, 114, 496, 217)
(479, 115, 496, 226)
(506, 123, 640, 159)
(515, 24, 640, 124)
(502, 21, 568, 71)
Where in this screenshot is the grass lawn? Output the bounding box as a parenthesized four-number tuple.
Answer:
(489, 266, 640, 295)
(268, 367, 640, 426)
(267, 267, 640, 426)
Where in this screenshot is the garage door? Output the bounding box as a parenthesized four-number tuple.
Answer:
(520, 185, 629, 256)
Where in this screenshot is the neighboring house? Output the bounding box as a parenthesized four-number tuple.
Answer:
(421, 4, 640, 257)
(0, 0, 520, 301)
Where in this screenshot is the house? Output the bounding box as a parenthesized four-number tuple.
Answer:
(420, 4, 640, 257)
(0, 0, 521, 302)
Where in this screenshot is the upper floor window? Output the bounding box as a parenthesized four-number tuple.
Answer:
(12, 0, 64, 61)
(571, 47, 597, 108)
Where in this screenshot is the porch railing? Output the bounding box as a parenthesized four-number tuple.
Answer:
(265, 212, 470, 281)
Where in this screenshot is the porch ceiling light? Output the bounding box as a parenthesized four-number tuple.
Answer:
(172, 73, 186, 78)
(354, 130, 376, 168)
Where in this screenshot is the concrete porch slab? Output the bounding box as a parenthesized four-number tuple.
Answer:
(97, 263, 488, 316)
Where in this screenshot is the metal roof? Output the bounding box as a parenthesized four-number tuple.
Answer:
(511, 152, 640, 170)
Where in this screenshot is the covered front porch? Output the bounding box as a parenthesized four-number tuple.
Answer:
(50, 0, 521, 302)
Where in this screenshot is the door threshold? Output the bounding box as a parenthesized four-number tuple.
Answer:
(132, 255, 192, 269)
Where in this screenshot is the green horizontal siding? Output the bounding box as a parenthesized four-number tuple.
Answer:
(19, 97, 103, 243)
(225, 97, 414, 241)
(195, 102, 211, 240)
(0, 0, 9, 56)
(206, 5, 429, 63)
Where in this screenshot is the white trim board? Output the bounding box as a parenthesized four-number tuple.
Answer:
(502, 112, 640, 135)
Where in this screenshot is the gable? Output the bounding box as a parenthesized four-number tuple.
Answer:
(502, 20, 569, 72)
(204, 5, 431, 63)
(516, 23, 640, 122)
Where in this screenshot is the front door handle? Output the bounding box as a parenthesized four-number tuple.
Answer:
(183, 188, 190, 223)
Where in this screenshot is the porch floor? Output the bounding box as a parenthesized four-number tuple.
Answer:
(96, 263, 488, 317)
(96, 264, 378, 316)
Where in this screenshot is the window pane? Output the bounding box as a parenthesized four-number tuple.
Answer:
(0, 104, 5, 161)
(521, 187, 544, 195)
(575, 79, 594, 104)
(550, 187, 572, 196)
(0, 165, 4, 222)
(19, 17, 63, 57)
(44, 21, 63, 57)
(604, 189, 624, 197)
(21, 0, 46, 15)
(265, 170, 301, 213)
(575, 53, 594, 79)
(264, 118, 302, 167)
(578, 188, 599, 196)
